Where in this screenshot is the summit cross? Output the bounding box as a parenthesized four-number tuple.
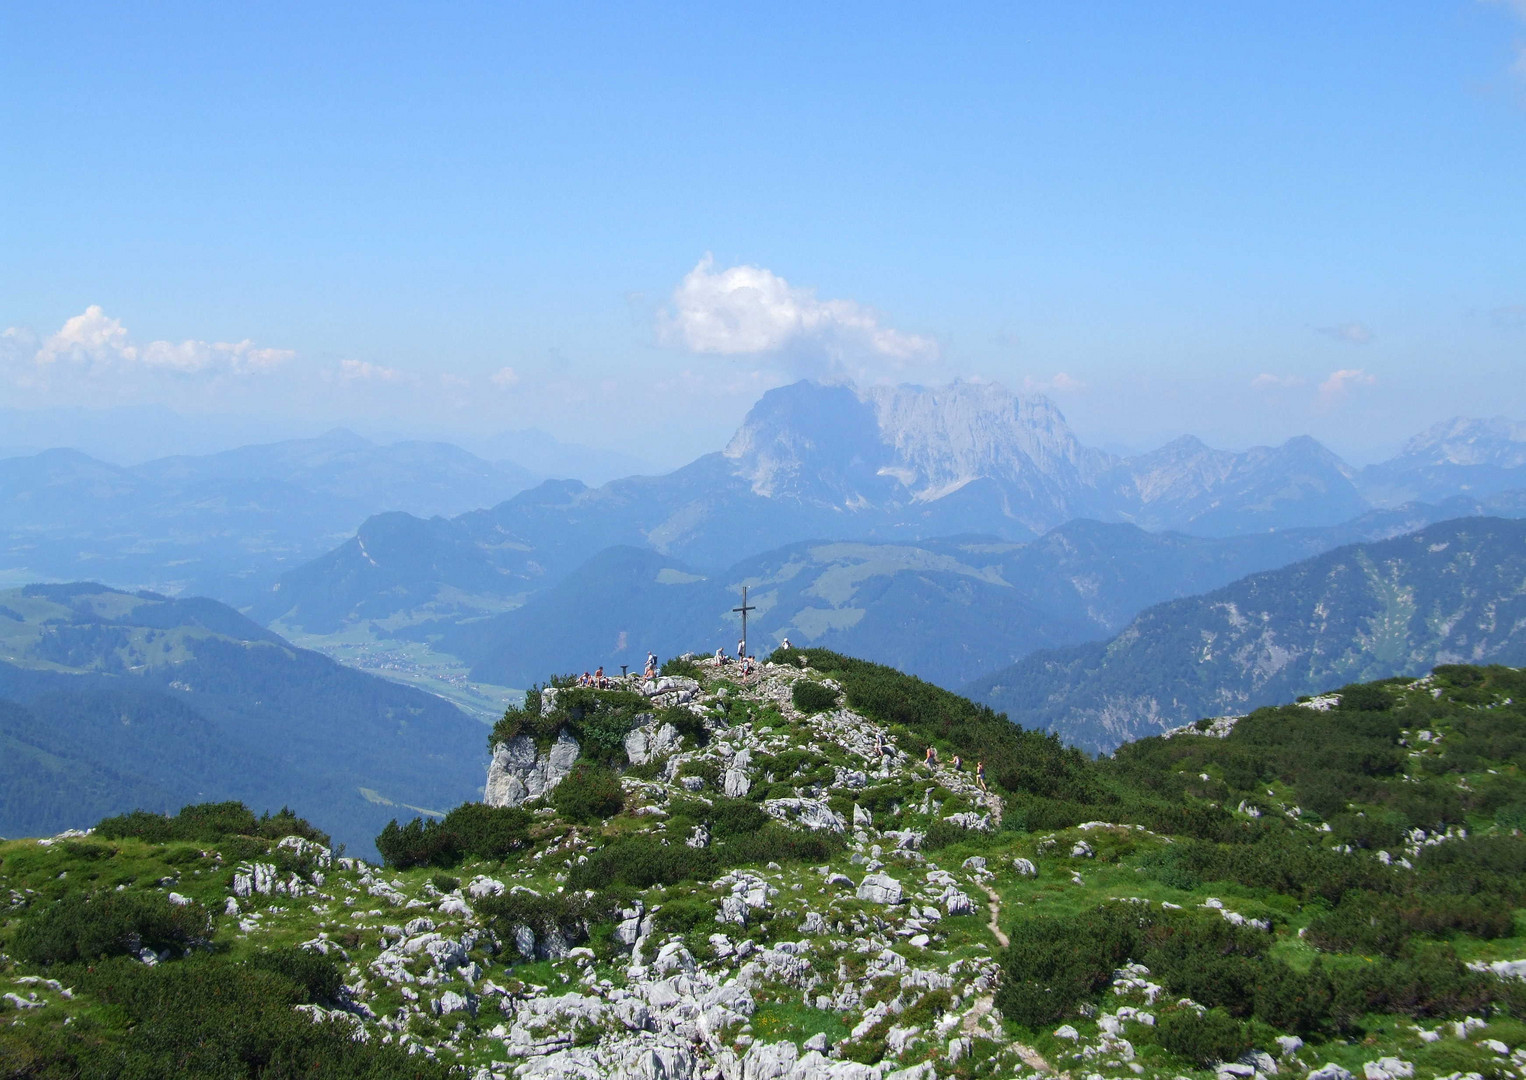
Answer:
(732, 586, 756, 657)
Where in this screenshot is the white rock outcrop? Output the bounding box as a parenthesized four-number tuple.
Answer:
(485, 730, 581, 807)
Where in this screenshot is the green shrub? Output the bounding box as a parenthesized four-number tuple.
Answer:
(94, 801, 328, 847)
(441, 802, 533, 860)
(791, 680, 840, 714)
(568, 837, 717, 891)
(660, 656, 703, 679)
(0, 953, 450, 1079)
(922, 819, 976, 851)
(656, 895, 716, 933)
(489, 684, 560, 748)
(375, 803, 534, 869)
(1251, 959, 1333, 1036)
(15, 891, 211, 966)
(558, 687, 650, 763)
(478, 889, 602, 953)
(431, 874, 461, 894)
(1157, 1007, 1252, 1067)
(706, 797, 770, 839)
(243, 946, 343, 1003)
(552, 761, 626, 823)
(996, 905, 1145, 1026)
(658, 704, 710, 747)
(374, 816, 457, 870)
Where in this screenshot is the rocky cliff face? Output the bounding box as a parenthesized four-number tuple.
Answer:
(483, 731, 581, 807)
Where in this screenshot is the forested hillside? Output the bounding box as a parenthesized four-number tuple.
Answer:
(0, 584, 487, 855)
(969, 517, 1526, 751)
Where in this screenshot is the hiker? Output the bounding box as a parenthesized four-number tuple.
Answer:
(579, 670, 591, 686)
(780, 636, 791, 650)
(714, 647, 727, 666)
(741, 655, 754, 677)
(737, 638, 746, 659)
(951, 753, 963, 772)
(924, 745, 938, 769)
(976, 761, 986, 791)
(644, 658, 656, 680)
(647, 651, 657, 671)
(874, 732, 887, 757)
(595, 666, 605, 688)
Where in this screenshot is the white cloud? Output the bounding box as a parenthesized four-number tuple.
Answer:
(338, 358, 402, 382)
(33, 305, 292, 374)
(658, 255, 938, 376)
(490, 366, 521, 388)
(1022, 372, 1086, 393)
(1318, 368, 1377, 406)
(1251, 373, 1306, 391)
(1317, 321, 1374, 346)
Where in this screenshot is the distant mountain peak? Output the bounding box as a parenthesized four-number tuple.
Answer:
(720, 378, 1108, 514)
(1397, 416, 1526, 468)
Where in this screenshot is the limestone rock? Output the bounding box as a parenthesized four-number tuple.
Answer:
(1307, 1066, 1354, 1080)
(856, 872, 904, 905)
(1363, 1059, 1414, 1080)
(484, 730, 581, 807)
(625, 721, 682, 766)
(762, 797, 846, 832)
(723, 748, 753, 798)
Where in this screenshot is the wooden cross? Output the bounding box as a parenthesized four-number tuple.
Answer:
(732, 586, 756, 657)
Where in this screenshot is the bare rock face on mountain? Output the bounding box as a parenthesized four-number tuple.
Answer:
(720, 380, 1111, 531)
(484, 730, 580, 807)
(1360, 416, 1526, 506)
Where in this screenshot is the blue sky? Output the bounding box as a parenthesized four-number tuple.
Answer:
(3, 2, 1524, 466)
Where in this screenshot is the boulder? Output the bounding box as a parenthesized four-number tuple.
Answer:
(762, 798, 846, 832)
(433, 990, 478, 1017)
(940, 888, 976, 917)
(856, 873, 904, 905)
(724, 749, 753, 798)
(1307, 1066, 1355, 1080)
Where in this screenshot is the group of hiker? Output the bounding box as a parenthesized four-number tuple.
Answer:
(578, 638, 985, 793)
(580, 637, 798, 687)
(576, 667, 617, 689)
(708, 635, 792, 678)
(923, 743, 987, 791)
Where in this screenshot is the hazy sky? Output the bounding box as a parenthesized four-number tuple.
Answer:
(3, 2, 1524, 468)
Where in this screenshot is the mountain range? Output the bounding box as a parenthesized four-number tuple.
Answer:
(257, 384, 1526, 632)
(966, 516, 1526, 752)
(239, 382, 1525, 711)
(0, 583, 487, 856)
(4, 379, 1526, 741)
(0, 429, 537, 605)
(418, 502, 1521, 695)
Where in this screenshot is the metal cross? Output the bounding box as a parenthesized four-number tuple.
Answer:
(732, 585, 756, 657)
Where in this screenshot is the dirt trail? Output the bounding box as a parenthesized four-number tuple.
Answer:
(972, 879, 1052, 1073)
(979, 881, 1009, 947)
